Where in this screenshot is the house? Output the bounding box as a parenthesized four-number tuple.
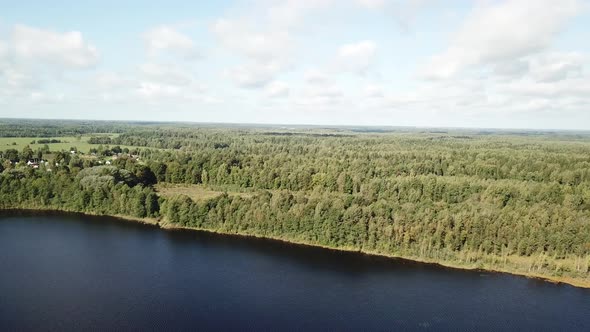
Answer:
(27, 160, 40, 169)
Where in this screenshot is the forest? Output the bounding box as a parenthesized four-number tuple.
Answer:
(1, 119, 589, 286)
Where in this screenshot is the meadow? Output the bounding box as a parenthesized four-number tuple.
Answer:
(0, 135, 144, 154)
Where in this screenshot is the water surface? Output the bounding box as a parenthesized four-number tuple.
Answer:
(1, 211, 589, 331)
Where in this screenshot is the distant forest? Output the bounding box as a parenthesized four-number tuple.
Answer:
(1, 120, 589, 284)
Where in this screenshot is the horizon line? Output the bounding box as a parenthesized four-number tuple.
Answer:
(1, 116, 589, 133)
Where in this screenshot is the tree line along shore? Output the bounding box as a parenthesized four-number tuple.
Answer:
(1, 120, 589, 287)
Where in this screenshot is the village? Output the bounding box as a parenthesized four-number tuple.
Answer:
(1, 146, 142, 173)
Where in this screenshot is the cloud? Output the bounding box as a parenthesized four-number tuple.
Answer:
(0, 66, 39, 98)
(87, 64, 208, 104)
(306, 85, 342, 98)
(143, 25, 198, 59)
(11, 24, 99, 68)
(134, 62, 206, 100)
(355, 0, 385, 10)
(88, 72, 137, 102)
(135, 80, 210, 102)
(291, 75, 345, 110)
(225, 61, 283, 88)
(95, 72, 131, 89)
(136, 82, 181, 98)
(528, 52, 586, 82)
(491, 52, 586, 81)
(29, 91, 65, 103)
(492, 60, 530, 79)
(304, 69, 330, 84)
(0, 24, 99, 101)
(211, 18, 291, 63)
(356, 0, 439, 30)
(0, 41, 7, 59)
(501, 77, 590, 99)
(336, 40, 377, 74)
(267, 0, 334, 28)
(372, 67, 590, 128)
(2, 1, 588, 129)
(139, 62, 193, 86)
(364, 84, 384, 98)
(212, 18, 292, 88)
(212, 1, 335, 88)
(422, 0, 582, 79)
(265, 81, 290, 98)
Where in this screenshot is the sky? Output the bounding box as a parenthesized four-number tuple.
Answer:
(0, 0, 589, 129)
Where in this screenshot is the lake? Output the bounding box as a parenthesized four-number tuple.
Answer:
(1, 211, 589, 331)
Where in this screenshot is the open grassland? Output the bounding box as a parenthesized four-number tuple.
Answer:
(155, 183, 255, 202)
(0, 135, 140, 153)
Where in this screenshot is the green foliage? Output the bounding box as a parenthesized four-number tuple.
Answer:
(1, 120, 590, 281)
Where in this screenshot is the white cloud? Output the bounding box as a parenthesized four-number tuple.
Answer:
(11, 24, 99, 68)
(492, 60, 530, 79)
(2, 1, 589, 129)
(226, 61, 283, 88)
(212, 18, 293, 88)
(364, 84, 384, 98)
(501, 77, 590, 99)
(336, 40, 377, 74)
(304, 69, 330, 84)
(0, 24, 100, 103)
(88, 72, 136, 103)
(355, 0, 385, 9)
(528, 52, 586, 82)
(267, 0, 334, 28)
(290, 76, 345, 110)
(0, 66, 39, 98)
(422, 0, 582, 79)
(0, 41, 7, 59)
(29, 91, 65, 103)
(303, 84, 342, 98)
(293, 95, 342, 109)
(370, 67, 590, 128)
(212, 1, 336, 88)
(265, 81, 290, 98)
(135, 80, 210, 102)
(95, 72, 130, 89)
(139, 62, 193, 86)
(356, 0, 439, 30)
(136, 82, 181, 98)
(211, 18, 291, 63)
(143, 25, 198, 59)
(490, 52, 587, 83)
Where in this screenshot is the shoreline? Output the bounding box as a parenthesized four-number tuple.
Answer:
(162, 223, 590, 289)
(2, 207, 589, 289)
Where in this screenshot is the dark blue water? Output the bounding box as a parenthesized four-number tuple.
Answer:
(0, 212, 589, 331)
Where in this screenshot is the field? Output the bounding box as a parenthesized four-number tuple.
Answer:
(155, 183, 254, 202)
(0, 135, 140, 153)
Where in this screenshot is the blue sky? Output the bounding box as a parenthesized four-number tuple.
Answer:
(0, 0, 589, 129)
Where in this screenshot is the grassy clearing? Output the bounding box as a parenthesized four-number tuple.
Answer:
(155, 183, 255, 202)
(0, 135, 137, 153)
